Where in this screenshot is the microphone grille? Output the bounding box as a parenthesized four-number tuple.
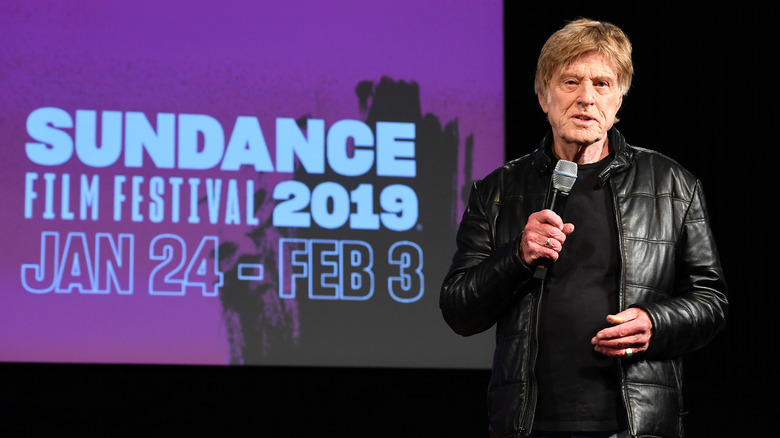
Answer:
(552, 160, 578, 192)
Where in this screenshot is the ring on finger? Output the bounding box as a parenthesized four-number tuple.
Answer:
(625, 347, 633, 358)
(544, 238, 551, 247)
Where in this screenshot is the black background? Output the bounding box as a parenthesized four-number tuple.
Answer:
(1, 3, 776, 436)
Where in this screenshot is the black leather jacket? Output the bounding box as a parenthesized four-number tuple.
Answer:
(440, 129, 728, 438)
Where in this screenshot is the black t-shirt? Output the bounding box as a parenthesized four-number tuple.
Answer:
(533, 154, 625, 432)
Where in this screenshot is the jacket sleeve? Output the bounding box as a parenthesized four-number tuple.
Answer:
(439, 181, 535, 336)
(634, 180, 729, 358)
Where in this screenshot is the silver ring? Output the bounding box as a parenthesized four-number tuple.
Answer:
(544, 238, 551, 247)
(625, 347, 633, 358)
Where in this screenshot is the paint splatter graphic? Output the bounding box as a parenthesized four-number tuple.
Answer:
(218, 76, 474, 364)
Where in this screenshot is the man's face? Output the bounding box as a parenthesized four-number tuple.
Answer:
(538, 52, 623, 150)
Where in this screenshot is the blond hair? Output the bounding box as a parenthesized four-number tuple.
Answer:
(534, 18, 634, 98)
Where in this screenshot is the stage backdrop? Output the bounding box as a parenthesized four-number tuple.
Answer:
(0, 1, 504, 368)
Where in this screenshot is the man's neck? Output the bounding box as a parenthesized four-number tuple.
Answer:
(552, 137, 610, 164)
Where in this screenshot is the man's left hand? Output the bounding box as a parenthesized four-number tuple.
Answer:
(591, 308, 653, 358)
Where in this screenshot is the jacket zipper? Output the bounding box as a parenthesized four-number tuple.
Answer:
(518, 178, 555, 435)
(608, 176, 634, 437)
(519, 283, 544, 434)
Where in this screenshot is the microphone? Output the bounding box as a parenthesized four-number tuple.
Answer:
(533, 159, 578, 279)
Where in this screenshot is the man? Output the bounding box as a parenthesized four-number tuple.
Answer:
(440, 18, 728, 438)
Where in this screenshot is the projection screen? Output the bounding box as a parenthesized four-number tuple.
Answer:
(0, 0, 504, 368)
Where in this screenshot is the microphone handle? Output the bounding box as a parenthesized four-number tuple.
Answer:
(533, 189, 569, 280)
(547, 188, 568, 213)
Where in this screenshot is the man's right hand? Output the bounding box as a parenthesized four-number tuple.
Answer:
(519, 209, 575, 266)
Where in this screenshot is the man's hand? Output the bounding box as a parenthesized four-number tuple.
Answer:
(519, 210, 575, 266)
(591, 308, 653, 358)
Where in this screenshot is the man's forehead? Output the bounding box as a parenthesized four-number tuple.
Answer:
(558, 53, 618, 78)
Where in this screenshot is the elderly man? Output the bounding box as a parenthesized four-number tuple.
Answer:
(440, 18, 728, 438)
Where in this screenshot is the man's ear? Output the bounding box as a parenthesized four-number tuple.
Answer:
(537, 91, 549, 113)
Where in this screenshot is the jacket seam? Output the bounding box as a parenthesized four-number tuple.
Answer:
(624, 236, 675, 245)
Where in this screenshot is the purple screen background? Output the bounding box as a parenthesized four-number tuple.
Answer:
(1, 0, 504, 368)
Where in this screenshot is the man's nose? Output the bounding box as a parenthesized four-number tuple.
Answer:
(576, 83, 597, 105)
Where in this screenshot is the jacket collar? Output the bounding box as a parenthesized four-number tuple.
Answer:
(531, 128, 634, 186)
